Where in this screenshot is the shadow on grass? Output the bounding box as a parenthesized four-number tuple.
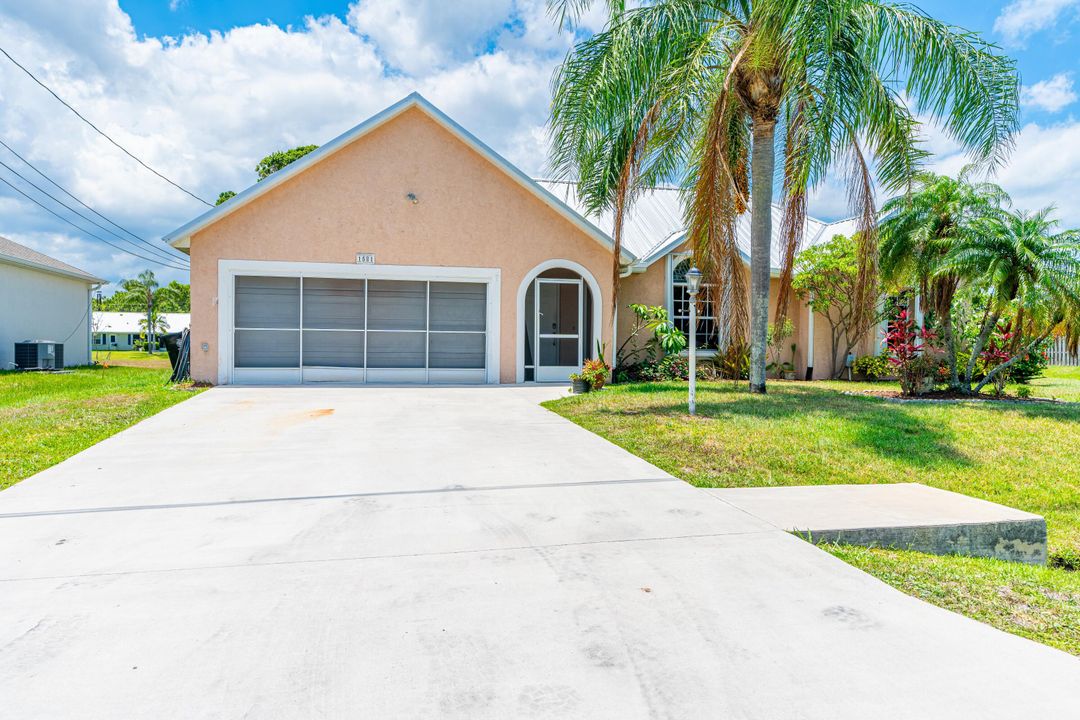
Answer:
(589, 381, 977, 471)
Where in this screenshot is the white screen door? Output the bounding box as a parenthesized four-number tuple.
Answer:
(535, 278, 582, 382)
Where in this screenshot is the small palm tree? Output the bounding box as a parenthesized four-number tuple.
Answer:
(549, 0, 1019, 392)
(879, 168, 1008, 387)
(128, 270, 160, 353)
(942, 207, 1080, 393)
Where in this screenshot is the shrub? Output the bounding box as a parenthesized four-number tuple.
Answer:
(885, 309, 940, 396)
(1008, 339, 1050, 384)
(624, 354, 712, 381)
(852, 353, 891, 380)
(1015, 385, 1032, 399)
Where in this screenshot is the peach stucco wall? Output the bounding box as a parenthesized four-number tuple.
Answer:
(614, 243, 876, 379)
(187, 107, 614, 384)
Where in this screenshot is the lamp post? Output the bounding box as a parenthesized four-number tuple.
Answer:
(685, 266, 703, 415)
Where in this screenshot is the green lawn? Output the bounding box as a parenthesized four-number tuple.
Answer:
(1029, 365, 1080, 402)
(544, 377, 1080, 654)
(0, 366, 202, 490)
(92, 349, 171, 368)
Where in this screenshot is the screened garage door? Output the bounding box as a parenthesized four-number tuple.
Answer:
(231, 275, 490, 384)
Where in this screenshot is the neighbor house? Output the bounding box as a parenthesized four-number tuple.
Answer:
(92, 311, 191, 351)
(0, 235, 102, 370)
(165, 93, 878, 386)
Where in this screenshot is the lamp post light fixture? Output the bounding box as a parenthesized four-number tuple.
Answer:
(685, 266, 703, 415)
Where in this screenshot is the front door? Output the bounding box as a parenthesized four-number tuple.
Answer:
(535, 278, 582, 382)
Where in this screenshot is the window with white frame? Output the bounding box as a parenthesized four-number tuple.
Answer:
(671, 257, 719, 350)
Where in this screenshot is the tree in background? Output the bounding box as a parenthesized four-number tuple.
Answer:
(255, 145, 319, 180)
(154, 281, 190, 312)
(879, 168, 1008, 388)
(99, 277, 190, 313)
(549, 0, 1019, 395)
(793, 234, 884, 378)
(943, 206, 1080, 394)
(215, 144, 320, 206)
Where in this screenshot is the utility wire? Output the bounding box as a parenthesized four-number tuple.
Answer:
(0, 174, 191, 271)
(0, 157, 189, 268)
(0, 137, 191, 263)
(0, 44, 214, 207)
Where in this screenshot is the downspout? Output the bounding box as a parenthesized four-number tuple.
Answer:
(87, 284, 100, 367)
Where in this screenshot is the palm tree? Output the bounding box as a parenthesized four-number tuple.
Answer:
(127, 270, 160, 353)
(879, 168, 1008, 388)
(942, 207, 1080, 393)
(549, 0, 1019, 392)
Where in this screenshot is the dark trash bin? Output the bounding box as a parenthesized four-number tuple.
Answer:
(159, 330, 191, 383)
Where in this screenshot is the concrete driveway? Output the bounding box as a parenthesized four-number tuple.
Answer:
(1, 386, 1077, 718)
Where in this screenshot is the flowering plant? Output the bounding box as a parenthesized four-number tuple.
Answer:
(575, 358, 611, 390)
(885, 309, 939, 396)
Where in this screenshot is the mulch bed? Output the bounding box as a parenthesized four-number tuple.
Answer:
(847, 389, 1068, 404)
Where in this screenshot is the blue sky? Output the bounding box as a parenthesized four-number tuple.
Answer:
(2, 0, 1079, 289)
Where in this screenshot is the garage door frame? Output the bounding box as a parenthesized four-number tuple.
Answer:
(217, 259, 501, 384)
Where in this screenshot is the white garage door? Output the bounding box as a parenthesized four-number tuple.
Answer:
(228, 272, 493, 384)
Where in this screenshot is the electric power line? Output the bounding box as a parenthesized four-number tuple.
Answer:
(0, 157, 189, 268)
(0, 174, 191, 271)
(0, 137, 191, 263)
(0, 44, 214, 207)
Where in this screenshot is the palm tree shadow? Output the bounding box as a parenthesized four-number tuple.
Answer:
(604, 382, 978, 470)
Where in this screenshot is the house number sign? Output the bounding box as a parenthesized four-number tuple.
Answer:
(356, 253, 376, 265)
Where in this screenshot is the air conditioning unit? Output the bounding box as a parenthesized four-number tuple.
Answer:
(14, 341, 64, 370)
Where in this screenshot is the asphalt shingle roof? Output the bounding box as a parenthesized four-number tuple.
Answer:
(0, 235, 102, 283)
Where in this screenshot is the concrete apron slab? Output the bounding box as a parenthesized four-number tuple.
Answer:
(1, 386, 1078, 718)
(707, 483, 1048, 564)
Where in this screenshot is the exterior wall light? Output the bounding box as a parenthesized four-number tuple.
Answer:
(406, 192, 419, 204)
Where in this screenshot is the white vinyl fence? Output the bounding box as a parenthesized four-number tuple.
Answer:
(1049, 337, 1080, 366)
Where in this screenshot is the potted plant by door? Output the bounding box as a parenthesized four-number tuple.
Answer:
(569, 372, 590, 394)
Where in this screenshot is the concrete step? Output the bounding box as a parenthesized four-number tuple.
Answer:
(704, 483, 1047, 564)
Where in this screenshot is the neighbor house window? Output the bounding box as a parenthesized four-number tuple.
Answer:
(110, 334, 116, 344)
(671, 257, 719, 350)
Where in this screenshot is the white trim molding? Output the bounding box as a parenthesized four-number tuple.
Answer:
(515, 258, 602, 383)
(217, 259, 500, 385)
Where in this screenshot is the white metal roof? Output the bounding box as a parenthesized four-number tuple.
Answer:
(93, 312, 190, 334)
(536, 181, 856, 272)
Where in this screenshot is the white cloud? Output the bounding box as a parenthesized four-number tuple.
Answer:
(347, 0, 514, 75)
(1022, 73, 1078, 112)
(993, 0, 1080, 45)
(0, 1, 580, 281)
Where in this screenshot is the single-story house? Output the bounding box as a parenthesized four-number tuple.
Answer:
(0, 235, 103, 370)
(92, 311, 192, 351)
(165, 93, 878, 386)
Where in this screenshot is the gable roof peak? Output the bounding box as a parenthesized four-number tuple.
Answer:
(164, 93, 631, 262)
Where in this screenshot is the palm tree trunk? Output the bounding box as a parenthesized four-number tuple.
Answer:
(944, 308, 959, 389)
(748, 119, 776, 393)
(964, 308, 1001, 392)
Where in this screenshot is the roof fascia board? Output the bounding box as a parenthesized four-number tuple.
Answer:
(0, 253, 104, 284)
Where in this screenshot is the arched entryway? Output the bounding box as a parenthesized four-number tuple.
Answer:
(516, 260, 602, 383)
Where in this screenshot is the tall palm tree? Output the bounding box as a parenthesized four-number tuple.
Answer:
(129, 270, 160, 353)
(942, 207, 1080, 393)
(879, 168, 1008, 388)
(549, 0, 1019, 392)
